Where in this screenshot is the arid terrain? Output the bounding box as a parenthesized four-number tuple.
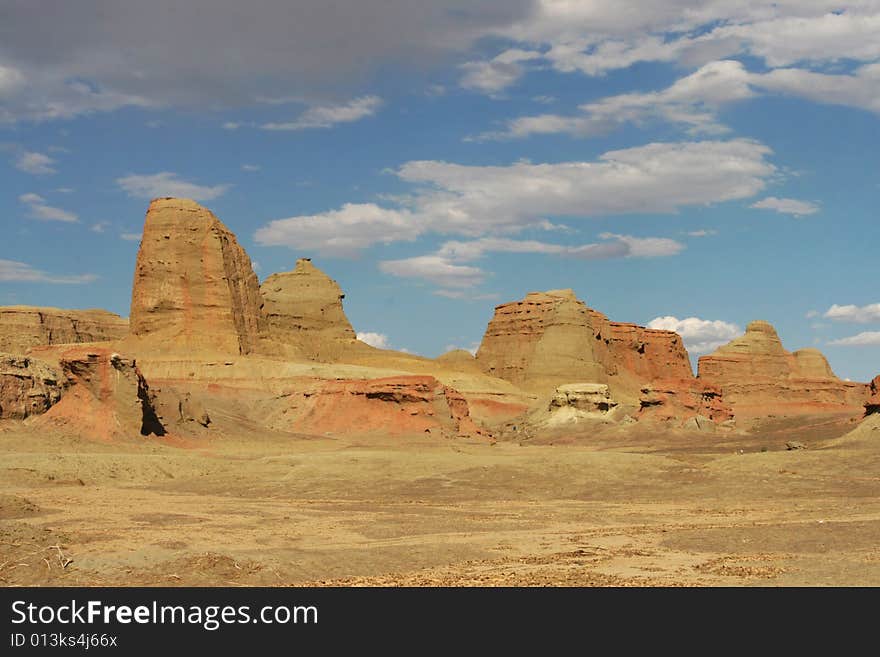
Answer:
(2, 412, 879, 587)
(1, 198, 878, 587)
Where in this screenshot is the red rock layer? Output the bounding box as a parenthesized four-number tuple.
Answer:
(608, 323, 693, 381)
(638, 379, 733, 425)
(698, 320, 869, 417)
(35, 348, 165, 440)
(287, 375, 488, 438)
(129, 198, 263, 355)
(864, 376, 880, 415)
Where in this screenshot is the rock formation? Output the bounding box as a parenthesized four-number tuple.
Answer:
(0, 306, 127, 353)
(608, 322, 694, 382)
(129, 198, 263, 355)
(638, 380, 733, 427)
(35, 348, 165, 440)
(474, 289, 698, 412)
(260, 258, 361, 361)
(698, 320, 868, 417)
(866, 376, 880, 416)
(475, 290, 615, 392)
(0, 354, 63, 419)
(283, 375, 487, 438)
(535, 383, 619, 427)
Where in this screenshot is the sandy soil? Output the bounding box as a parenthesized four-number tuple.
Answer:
(2, 413, 879, 587)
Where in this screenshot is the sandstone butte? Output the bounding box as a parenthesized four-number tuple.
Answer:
(128, 197, 264, 355)
(698, 320, 869, 418)
(0, 197, 875, 441)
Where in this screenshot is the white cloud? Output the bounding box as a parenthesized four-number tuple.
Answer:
(120, 232, 142, 242)
(395, 139, 776, 235)
(824, 303, 880, 324)
(687, 229, 717, 237)
(262, 96, 383, 131)
(90, 221, 110, 233)
(241, 163, 261, 172)
(750, 196, 820, 216)
(460, 49, 542, 94)
(829, 331, 880, 347)
(356, 331, 391, 349)
(479, 60, 754, 140)
(436, 234, 683, 261)
(254, 203, 421, 256)
(0, 258, 96, 284)
(116, 172, 229, 201)
(498, 3, 880, 77)
(647, 315, 742, 354)
(753, 63, 880, 115)
(255, 139, 775, 256)
(15, 151, 57, 175)
(18, 193, 78, 222)
(379, 255, 486, 289)
(223, 122, 242, 130)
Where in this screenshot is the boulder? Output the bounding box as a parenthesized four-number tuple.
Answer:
(0, 354, 63, 419)
(129, 198, 263, 355)
(0, 306, 127, 353)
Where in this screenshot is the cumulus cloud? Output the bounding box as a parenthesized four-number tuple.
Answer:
(356, 331, 391, 349)
(0, 258, 96, 284)
(750, 196, 820, 216)
(116, 172, 229, 201)
(18, 193, 78, 222)
(379, 255, 486, 289)
(647, 316, 742, 354)
(395, 139, 775, 235)
(15, 151, 57, 175)
(824, 303, 880, 324)
(460, 49, 542, 94)
(478, 60, 755, 140)
(498, 3, 880, 76)
(262, 96, 383, 130)
(255, 139, 774, 255)
(828, 331, 880, 346)
(120, 232, 142, 242)
(254, 203, 421, 256)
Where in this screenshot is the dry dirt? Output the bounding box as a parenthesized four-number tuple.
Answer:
(1, 413, 879, 587)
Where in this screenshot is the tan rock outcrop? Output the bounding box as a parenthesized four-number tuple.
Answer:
(0, 306, 127, 353)
(474, 289, 699, 415)
(35, 348, 165, 440)
(475, 289, 614, 392)
(129, 198, 263, 355)
(282, 375, 488, 438)
(698, 320, 869, 417)
(0, 354, 63, 419)
(532, 383, 619, 428)
(259, 258, 361, 361)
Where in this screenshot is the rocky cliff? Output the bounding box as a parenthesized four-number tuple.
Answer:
(0, 306, 127, 353)
(0, 354, 63, 420)
(35, 348, 166, 440)
(129, 198, 264, 355)
(698, 320, 868, 417)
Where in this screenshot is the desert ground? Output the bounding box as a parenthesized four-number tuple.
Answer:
(3, 412, 878, 587)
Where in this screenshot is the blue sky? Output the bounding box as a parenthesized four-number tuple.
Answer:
(1, 1, 878, 381)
